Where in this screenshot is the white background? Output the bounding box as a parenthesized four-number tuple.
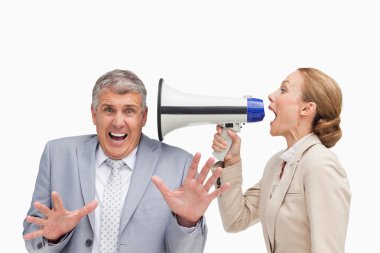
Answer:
(1, 1, 379, 252)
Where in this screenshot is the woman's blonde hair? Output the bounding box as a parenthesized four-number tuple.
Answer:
(298, 68, 342, 148)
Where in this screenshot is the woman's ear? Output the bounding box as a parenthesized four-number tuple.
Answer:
(300, 102, 317, 116)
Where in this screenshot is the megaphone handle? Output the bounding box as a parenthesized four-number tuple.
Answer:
(212, 127, 233, 161)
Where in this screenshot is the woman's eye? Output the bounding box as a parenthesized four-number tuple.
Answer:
(280, 88, 286, 94)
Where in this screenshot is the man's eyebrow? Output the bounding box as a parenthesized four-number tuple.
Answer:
(100, 103, 138, 107)
(123, 104, 138, 108)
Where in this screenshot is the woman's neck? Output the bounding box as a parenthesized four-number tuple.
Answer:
(285, 128, 312, 149)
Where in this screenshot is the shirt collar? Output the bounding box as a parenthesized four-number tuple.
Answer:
(95, 144, 138, 171)
(280, 133, 313, 163)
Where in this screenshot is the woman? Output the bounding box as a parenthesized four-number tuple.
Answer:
(212, 68, 351, 253)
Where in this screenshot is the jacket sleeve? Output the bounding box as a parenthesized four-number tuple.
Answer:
(303, 149, 351, 253)
(216, 161, 261, 233)
(165, 214, 207, 253)
(23, 141, 72, 253)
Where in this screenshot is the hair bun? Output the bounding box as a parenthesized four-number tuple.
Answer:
(314, 117, 342, 148)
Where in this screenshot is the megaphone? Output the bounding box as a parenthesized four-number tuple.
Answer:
(157, 78, 265, 160)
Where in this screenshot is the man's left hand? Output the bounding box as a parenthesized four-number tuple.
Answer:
(152, 152, 229, 227)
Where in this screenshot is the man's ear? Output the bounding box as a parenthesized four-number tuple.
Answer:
(91, 104, 96, 125)
(142, 107, 148, 127)
(300, 102, 317, 116)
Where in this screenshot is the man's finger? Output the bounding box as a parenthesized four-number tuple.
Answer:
(23, 229, 44, 240)
(25, 215, 47, 226)
(196, 157, 215, 184)
(151, 175, 170, 197)
(34, 202, 52, 217)
(203, 167, 222, 192)
(75, 200, 98, 218)
(209, 183, 230, 200)
(185, 152, 201, 180)
(52, 191, 64, 211)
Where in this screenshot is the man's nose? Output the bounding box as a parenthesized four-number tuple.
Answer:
(113, 113, 125, 127)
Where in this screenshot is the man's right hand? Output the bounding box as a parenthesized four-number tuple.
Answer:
(23, 191, 97, 241)
(212, 125, 242, 167)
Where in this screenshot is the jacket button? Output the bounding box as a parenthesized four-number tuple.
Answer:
(37, 242, 43, 249)
(85, 239, 93, 247)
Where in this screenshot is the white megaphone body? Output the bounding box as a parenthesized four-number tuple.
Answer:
(157, 78, 265, 161)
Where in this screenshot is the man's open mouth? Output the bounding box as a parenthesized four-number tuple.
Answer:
(109, 132, 128, 141)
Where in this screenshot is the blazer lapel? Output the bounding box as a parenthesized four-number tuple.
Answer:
(265, 160, 298, 247)
(119, 134, 159, 232)
(77, 135, 98, 232)
(265, 134, 321, 249)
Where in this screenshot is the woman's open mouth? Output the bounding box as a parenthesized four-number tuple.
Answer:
(268, 106, 277, 125)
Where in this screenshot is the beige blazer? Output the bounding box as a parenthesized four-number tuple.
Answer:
(216, 134, 351, 253)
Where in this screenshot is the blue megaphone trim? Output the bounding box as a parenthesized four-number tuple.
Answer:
(247, 98, 265, 122)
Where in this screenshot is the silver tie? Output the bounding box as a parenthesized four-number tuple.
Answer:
(100, 158, 125, 253)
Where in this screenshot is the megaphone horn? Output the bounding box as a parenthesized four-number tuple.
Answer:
(157, 78, 265, 160)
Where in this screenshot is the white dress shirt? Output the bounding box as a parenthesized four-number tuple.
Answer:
(90, 144, 197, 252)
(91, 145, 137, 253)
(40, 137, 200, 252)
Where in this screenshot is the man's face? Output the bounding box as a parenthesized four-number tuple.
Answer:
(91, 89, 148, 159)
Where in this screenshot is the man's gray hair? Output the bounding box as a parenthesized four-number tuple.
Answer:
(92, 69, 147, 111)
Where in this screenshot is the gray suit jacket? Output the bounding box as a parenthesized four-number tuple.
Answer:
(23, 134, 207, 253)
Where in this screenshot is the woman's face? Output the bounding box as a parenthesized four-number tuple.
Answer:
(268, 70, 308, 141)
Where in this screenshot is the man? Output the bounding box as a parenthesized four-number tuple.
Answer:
(23, 69, 229, 253)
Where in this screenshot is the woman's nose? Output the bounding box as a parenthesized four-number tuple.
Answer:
(268, 92, 275, 103)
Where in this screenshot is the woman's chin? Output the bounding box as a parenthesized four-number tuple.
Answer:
(269, 125, 275, 135)
(269, 127, 280, 137)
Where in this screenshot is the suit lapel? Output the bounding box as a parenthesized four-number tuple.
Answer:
(77, 135, 98, 232)
(265, 160, 298, 247)
(265, 134, 321, 249)
(119, 135, 159, 231)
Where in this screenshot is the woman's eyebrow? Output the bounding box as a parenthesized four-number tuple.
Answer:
(281, 80, 290, 88)
(281, 80, 290, 85)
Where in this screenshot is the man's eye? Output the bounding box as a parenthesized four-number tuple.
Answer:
(104, 107, 113, 113)
(126, 108, 136, 114)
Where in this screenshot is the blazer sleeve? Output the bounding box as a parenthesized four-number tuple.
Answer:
(303, 148, 351, 253)
(216, 161, 261, 232)
(23, 141, 72, 253)
(165, 153, 208, 253)
(165, 215, 207, 253)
